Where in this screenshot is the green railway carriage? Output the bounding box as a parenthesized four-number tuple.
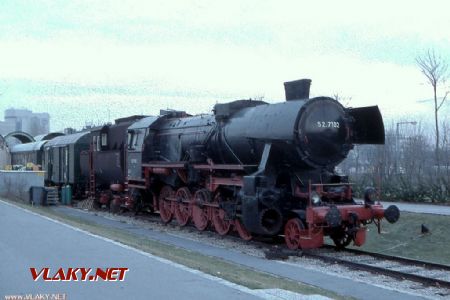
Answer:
(43, 131, 90, 196)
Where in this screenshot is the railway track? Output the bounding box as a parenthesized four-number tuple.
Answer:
(299, 246, 450, 290)
(90, 206, 450, 292)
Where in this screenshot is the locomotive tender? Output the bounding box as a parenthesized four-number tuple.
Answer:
(38, 78, 399, 249)
(79, 116, 145, 209)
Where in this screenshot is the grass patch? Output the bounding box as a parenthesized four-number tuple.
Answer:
(2, 198, 350, 300)
(348, 212, 450, 265)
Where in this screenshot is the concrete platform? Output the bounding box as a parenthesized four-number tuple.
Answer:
(0, 200, 279, 300)
(381, 201, 450, 216)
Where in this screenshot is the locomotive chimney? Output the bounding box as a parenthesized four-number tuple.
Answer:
(284, 79, 311, 101)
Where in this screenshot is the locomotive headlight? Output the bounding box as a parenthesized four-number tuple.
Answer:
(311, 191, 321, 206)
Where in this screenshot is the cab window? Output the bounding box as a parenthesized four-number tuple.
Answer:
(101, 133, 108, 147)
(128, 132, 136, 150)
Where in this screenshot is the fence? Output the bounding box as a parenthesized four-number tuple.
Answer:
(0, 170, 45, 201)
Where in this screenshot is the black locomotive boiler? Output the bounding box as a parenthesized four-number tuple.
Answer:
(125, 79, 399, 249)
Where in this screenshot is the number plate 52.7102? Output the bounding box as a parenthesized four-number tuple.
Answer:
(316, 121, 340, 128)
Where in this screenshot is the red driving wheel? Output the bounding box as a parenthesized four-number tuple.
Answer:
(234, 219, 252, 241)
(192, 189, 210, 231)
(159, 185, 174, 223)
(174, 187, 192, 226)
(211, 193, 232, 235)
(212, 207, 232, 235)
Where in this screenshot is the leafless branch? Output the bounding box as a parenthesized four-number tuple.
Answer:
(415, 49, 448, 85)
(333, 93, 340, 101)
(437, 91, 449, 111)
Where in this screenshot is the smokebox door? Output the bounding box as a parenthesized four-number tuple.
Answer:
(348, 106, 385, 144)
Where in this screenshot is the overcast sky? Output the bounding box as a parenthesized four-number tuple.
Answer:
(0, 0, 449, 132)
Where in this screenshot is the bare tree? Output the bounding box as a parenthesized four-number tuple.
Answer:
(333, 93, 352, 106)
(416, 49, 449, 161)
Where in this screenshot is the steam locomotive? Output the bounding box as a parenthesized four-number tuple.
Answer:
(23, 78, 400, 249)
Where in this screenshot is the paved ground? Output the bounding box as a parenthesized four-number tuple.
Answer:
(46, 204, 426, 300)
(1, 199, 430, 300)
(0, 200, 271, 300)
(381, 201, 450, 216)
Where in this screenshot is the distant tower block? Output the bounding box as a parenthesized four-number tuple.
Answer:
(0, 108, 50, 136)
